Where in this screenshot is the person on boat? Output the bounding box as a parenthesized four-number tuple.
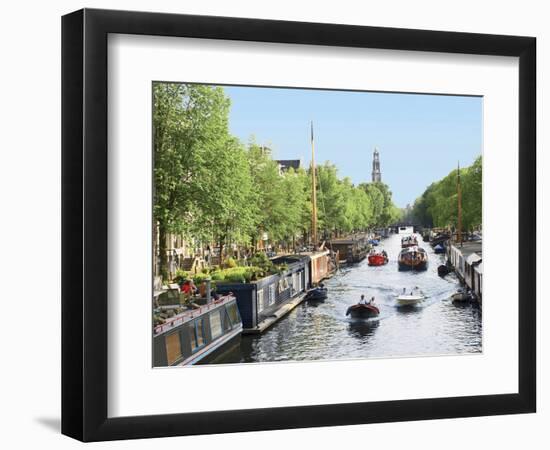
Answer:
(181, 279, 198, 296)
(402, 287, 406, 295)
(369, 296, 376, 305)
(359, 294, 367, 304)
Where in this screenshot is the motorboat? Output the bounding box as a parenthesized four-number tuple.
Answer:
(346, 302, 380, 319)
(433, 243, 445, 254)
(398, 246, 428, 271)
(451, 287, 474, 303)
(437, 264, 451, 277)
(396, 287, 426, 306)
(368, 238, 380, 246)
(304, 286, 328, 302)
(368, 250, 389, 266)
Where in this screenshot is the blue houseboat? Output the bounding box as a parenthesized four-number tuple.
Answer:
(153, 294, 242, 366)
(216, 255, 309, 334)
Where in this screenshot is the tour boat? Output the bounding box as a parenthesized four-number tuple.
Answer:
(346, 303, 380, 319)
(304, 286, 328, 302)
(396, 287, 426, 306)
(398, 246, 428, 271)
(368, 250, 389, 266)
(401, 235, 419, 248)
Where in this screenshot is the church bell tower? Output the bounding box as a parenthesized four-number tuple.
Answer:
(372, 147, 382, 182)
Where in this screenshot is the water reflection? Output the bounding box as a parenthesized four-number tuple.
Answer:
(348, 319, 380, 339)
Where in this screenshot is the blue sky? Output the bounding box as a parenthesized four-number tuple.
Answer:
(223, 85, 482, 208)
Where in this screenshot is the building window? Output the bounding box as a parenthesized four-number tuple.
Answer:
(165, 332, 182, 365)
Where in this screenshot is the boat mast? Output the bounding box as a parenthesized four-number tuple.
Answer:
(311, 121, 318, 249)
(457, 161, 462, 246)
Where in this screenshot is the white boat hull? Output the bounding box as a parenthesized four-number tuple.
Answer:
(396, 295, 425, 305)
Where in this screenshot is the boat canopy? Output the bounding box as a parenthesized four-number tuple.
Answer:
(474, 261, 483, 275)
(466, 253, 482, 265)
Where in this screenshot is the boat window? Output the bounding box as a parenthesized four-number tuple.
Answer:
(210, 310, 223, 339)
(196, 319, 205, 348)
(165, 332, 182, 365)
(268, 284, 276, 306)
(227, 303, 240, 326)
(190, 319, 205, 351)
(257, 288, 265, 312)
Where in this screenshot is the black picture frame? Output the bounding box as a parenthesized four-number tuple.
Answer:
(62, 8, 536, 442)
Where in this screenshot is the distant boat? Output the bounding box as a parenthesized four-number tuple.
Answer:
(401, 235, 419, 248)
(430, 233, 450, 247)
(437, 264, 451, 277)
(451, 288, 474, 303)
(304, 286, 328, 302)
(398, 226, 414, 235)
(368, 239, 380, 246)
(398, 246, 428, 271)
(368, 250, 389, 266)
(396, 287, 426, 306)
(434, 243, 445, 254)
(346, 303, 380, 319)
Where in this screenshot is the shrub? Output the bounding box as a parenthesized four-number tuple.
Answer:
(225, 272, 246, 283)
(210, 271, 225, 281)
(192, 273, 210, 284)
(173, 269, 189, 285)
(224, 257, 237, 268)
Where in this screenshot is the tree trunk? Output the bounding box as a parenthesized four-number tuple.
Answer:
(158, 222, 168, 281)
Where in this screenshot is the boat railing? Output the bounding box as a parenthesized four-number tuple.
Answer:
(154, 294, 235, 335)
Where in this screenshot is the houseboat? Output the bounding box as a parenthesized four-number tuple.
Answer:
(329, 236, 369, 264)
(153, 293, 242, 367)
(304, 249, 333, 285)
(447, 240, 482, 303)
(398, 246, 428, 271)
(216, 255, 309, 334)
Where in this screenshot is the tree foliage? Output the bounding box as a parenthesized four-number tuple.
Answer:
(411, 156, 482, 230)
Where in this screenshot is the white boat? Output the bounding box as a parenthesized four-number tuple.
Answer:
(396, 288, 426, 306)
(451, 288, 472, 303)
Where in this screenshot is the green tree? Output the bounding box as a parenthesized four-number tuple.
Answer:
(411, 156, 482, 231)
(153, 83, 241, 277)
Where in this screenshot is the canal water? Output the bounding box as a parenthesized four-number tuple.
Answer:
(214, 233, 482, 364)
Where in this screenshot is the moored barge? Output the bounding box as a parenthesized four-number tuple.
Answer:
(153, 294, 242, 366)
(330, 236, 369, 264)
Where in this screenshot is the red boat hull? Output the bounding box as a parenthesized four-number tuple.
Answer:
(368, 254, 388, 266)
(346, 303, 380, 318)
